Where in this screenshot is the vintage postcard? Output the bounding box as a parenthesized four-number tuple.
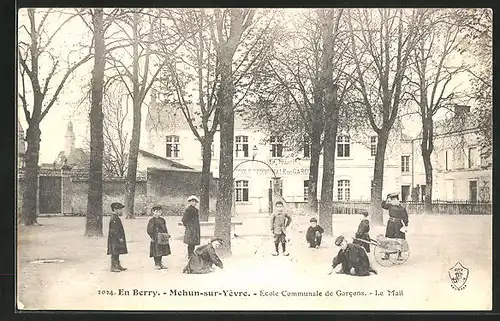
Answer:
(16, 8, 492, 311)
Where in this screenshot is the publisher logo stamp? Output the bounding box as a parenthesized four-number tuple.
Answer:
(448, 262, 469, 291)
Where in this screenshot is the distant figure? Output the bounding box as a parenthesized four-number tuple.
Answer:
(182, 195, 201, 258)
(183, 238, 224, 274)
(107, 202, 128, 273)
(306, 217, 324, 248)
(381, 193, 409, 260)
(270, 201, 292, 256)
(147, 205, 171, 270)
(329, 235, 377, 276)
(353, 210, 371, 253)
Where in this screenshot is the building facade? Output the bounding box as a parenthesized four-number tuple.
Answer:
(145, 95, 404, 214)
(400, 106, 492, 203)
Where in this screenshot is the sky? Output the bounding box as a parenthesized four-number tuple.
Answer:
(17, 8, 481, 164)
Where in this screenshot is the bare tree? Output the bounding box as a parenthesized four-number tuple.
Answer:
(18, 8, 92, 226)
(347, 8, 425, 225)
(210, 8, 256, 256)
(102, 84, 129, 178)
(407, 9, 466, 212)
(108, 9, 186, 219)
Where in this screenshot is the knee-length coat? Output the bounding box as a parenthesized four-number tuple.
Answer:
(332, 244, 372, 276)
(182, 205, 200, 245)
(107, 214, 128, 255)
(147, 216, 171, 257)
(353, 219, 371, 253)
(382, 201, 409, 239)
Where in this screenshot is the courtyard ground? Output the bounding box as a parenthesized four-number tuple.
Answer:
(16, 212, 492, 311)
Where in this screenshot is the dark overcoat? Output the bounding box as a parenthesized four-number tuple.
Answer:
(147, 216, 172, 258)
(182, 243, 223, 274)
(332, 244, 372, 276)
(382, 201, 409, 239)
(353, 219, 371, 253)
(306, 225, 324, 244)
(107, 214, 128, 255)
(182, 205, 200, 245)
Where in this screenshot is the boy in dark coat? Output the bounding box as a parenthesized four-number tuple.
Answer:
(147, 205, 171, 270)
(306, 217, 324, 248)
(107, 202, 128, 272)
(182, 195, 201, 258)
(328, 235, 377, 276)
(353, 210, 371, 253)
(183, 238, 224, 274)
(381, 193, 409, 260)
(270, 201, 292, 256)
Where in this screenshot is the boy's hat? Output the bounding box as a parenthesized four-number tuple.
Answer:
(187, 195, 200, 203)
(334, 235, 345, 246)
(152, 205, 162, 211)
(361, 210, 369, 217)
(111, 202, 125, 211)
(387, 193, 399, 200)
(210, 237, 223, 244)
(309, 217, 318, 223)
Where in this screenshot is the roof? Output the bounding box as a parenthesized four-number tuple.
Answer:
(138, 149, 194, 170)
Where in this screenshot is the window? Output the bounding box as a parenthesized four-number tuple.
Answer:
(166, 135, 180, 158)
(370, 136, 377, 157)
(468, 147, 478, 168)
(337, 136, 350, 158)
(401, 185, 410, 202)
(469, 180, 478, 203)
(303, 180, 309, 201)
(337, 180, 351, 201)
(235, 135, 249, 158)
(401, 155, 410, 172)
(303, 135, 310, 158)
(235, 180, 249, 202)
(271, 136, 283, 158)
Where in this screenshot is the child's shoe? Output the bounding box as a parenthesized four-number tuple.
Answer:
(272, 251, 279, 256)
(282, 251, 290, 256)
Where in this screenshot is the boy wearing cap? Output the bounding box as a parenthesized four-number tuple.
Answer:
(182, 195, 201, 258)
(270, 201, 292, 256)
(382, 193, 409, 260)
(183, 238, 224, 274)
(107, 202, 128, 272)
(329, 235, 377, 276)
(353, 210, 371, 253)
(306, 218, 324, 248)
(147, 205, 171, 270)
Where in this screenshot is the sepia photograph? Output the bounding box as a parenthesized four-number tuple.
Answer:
(16, 7, 492, 311)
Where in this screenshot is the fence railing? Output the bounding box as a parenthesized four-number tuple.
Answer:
(285, 200, 492, 215)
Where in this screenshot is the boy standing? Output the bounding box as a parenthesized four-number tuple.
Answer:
(353, 210, 371, 253)
(147, 205, 171, 270)
(270, 201, 292, 256)
(107, 202, 128, 272)
(306, 218, 324, 248)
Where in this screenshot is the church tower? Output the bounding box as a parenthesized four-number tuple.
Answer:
(64, 121, 75, 156)
(17, 118, 26, 168)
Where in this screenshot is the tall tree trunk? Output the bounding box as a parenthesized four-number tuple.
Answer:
(319, 89, 338, 236)
(370, 131, 389, 225)
(214, 48, 234, 257)
(125, 98, 141, 219)
(421, 116, 434, 212)
(21, 125, 41, 226)
(199, 137, 213, 221)
(85, 8, 105, 237)
(422, 150, 433, 212)
(307, 129, 322, 213)
(125, 12, 141, 219)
